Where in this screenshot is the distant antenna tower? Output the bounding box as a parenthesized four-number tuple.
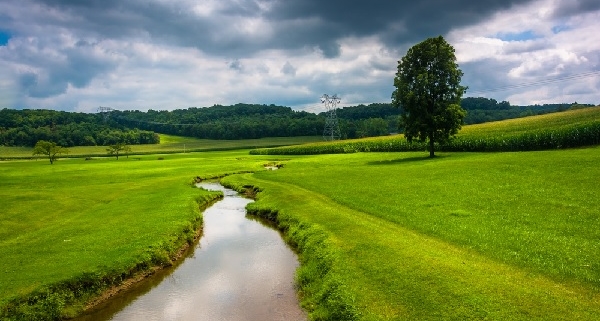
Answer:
(97, 106, 114, 122)
(322, 94, 341, 141)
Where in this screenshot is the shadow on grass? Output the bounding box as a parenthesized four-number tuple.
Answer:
(367, 154, 450, 165)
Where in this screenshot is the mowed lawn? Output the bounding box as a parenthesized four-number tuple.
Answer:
(2, 145, 600, 319)
(224, 146, 600, 320)
(0, 151, 277, 313)
(0, 135, 322, 158)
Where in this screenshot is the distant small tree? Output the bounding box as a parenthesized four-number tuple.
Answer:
(33, 140, 68, 164)
(123, 145, 132, 158)
(107, 142, 130, 160)
(392, 36, 467, 157)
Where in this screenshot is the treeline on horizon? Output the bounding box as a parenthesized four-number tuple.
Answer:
(0, 99, 595, 147)
(0, 109, 159, 147)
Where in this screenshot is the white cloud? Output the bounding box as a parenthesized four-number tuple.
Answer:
(1, 0, 599, 111)
(449, 0, 600, 105)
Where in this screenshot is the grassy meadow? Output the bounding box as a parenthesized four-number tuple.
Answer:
(1, 111, 600, 320)
(223, 147, 600, 320)
(0, 135, 321, 159)
(0, 151, 281, 318)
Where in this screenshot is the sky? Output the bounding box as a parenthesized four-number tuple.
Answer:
(0, 0, 599, 113)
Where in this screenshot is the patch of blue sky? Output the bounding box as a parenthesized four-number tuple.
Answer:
(551, 24, 571, 34)
(495, 30, 542, 42)
(0, 31, 11, 46)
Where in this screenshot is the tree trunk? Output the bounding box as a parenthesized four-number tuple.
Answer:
(429, 134, 435, 158)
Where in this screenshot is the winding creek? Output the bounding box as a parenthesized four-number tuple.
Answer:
(75, 182, 306, 321)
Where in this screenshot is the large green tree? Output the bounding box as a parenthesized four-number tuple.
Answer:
(392, 36, 467, 157)
(32, 140, 68, 164)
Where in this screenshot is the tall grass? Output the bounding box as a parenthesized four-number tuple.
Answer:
(251, 106, 600, 155)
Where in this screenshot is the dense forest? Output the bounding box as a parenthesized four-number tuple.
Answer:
(1, 99, 594, 147)
(111, 104, 325, 140)
(0, 109, 159, 147)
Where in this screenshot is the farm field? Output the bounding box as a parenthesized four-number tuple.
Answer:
(224, 147, 600, 319)
(0, 135, 322, 159)
(1, 109, 600, 319)
(251, 106, 600, 154)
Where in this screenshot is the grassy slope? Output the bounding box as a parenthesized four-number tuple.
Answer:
(0, 135, 322, 158)
(250, 106, 600, 154)
(0, 151, 284, 317)
(224, 147, 600, 320)
(458, 106, 600, 137)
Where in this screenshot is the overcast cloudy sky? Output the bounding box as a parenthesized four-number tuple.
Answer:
(1, 0, 599, 113)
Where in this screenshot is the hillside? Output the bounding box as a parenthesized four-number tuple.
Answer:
(1, 100, 595, 147)
(250, 106, 600, 155)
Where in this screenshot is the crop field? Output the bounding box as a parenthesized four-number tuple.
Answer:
(0, 135, 322, 159)
(2, 110, 600, 320)
(251, 106, 600, 154)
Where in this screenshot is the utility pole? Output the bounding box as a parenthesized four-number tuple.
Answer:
(97, 106, 114, 122)
(322, 94, 341, 141)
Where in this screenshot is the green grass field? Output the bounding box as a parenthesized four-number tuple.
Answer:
(223, 147, 600, 320)
(0, 135, 322, 159)
(0, 152, 282, 318)
(2, 111, 600, 320)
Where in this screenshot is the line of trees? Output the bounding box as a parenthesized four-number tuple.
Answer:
(0, 109, 159, 147)
(2, 100, 594, 148)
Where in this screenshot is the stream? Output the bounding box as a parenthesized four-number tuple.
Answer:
(74, 182, 306, 321)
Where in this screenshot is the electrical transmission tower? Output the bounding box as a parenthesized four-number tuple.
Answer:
(97, 106, 115, 122)
(322, 94, 341, 141)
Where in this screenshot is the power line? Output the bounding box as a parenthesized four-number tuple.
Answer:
(467, 70, 600, 95)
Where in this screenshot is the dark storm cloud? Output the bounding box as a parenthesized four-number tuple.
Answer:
(553, 0, 600, 18)
(2, 0, 599, 108)
(265, 0, 538, 53)
(14, 0, 541, 58)
(4, 36, 116, 98)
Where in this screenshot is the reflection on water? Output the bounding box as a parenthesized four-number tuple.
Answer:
(75, 182, 306, 321)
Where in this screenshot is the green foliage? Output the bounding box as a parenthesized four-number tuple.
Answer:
(251, 106, 600, 155)
(0, 108, 159, 147)
(106, 142, 131, 160)
(112, 104, 325, 140)
(461, 97, 510, 110)
(392, 36, 467, 157)
(32, 140, 68, 164)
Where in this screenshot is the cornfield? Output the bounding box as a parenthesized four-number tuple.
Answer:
(251, 107, 600, 155)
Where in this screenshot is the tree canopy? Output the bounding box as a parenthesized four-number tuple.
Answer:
(392, 36, 467, 157)
(32, 140, 68, 164)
